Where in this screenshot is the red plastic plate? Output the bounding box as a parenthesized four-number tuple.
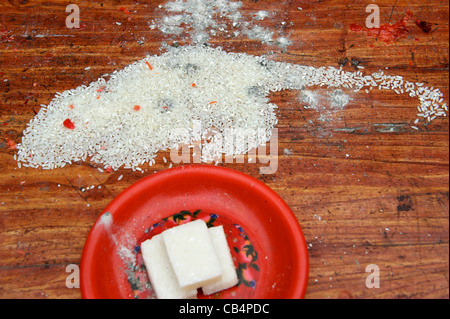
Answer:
(80, 165, 308, 299)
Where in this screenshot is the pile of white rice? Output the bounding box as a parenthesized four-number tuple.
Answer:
(15, 44, 447, 171)
(16, 46, 285, 170)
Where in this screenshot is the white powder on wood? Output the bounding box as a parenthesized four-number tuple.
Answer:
(153, 0, 291, 49)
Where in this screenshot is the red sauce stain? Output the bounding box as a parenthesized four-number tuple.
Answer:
(350, 11, 414, 44)
(5, 138, 17, 150)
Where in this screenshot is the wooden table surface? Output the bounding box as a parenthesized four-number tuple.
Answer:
(0, 0, 448, 299)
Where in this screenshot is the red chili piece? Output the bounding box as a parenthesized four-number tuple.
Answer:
(63, 119, 75, 129)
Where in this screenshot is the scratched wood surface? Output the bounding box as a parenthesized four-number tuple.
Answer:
(0, 0, 448, 299)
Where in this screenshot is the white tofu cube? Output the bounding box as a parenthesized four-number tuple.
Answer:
(202, 226, 239, 295)
(162, 219, 222, 289)
(140, 234, 197, 299)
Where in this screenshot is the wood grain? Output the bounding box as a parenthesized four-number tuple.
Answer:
(0, 0, 448, 299)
